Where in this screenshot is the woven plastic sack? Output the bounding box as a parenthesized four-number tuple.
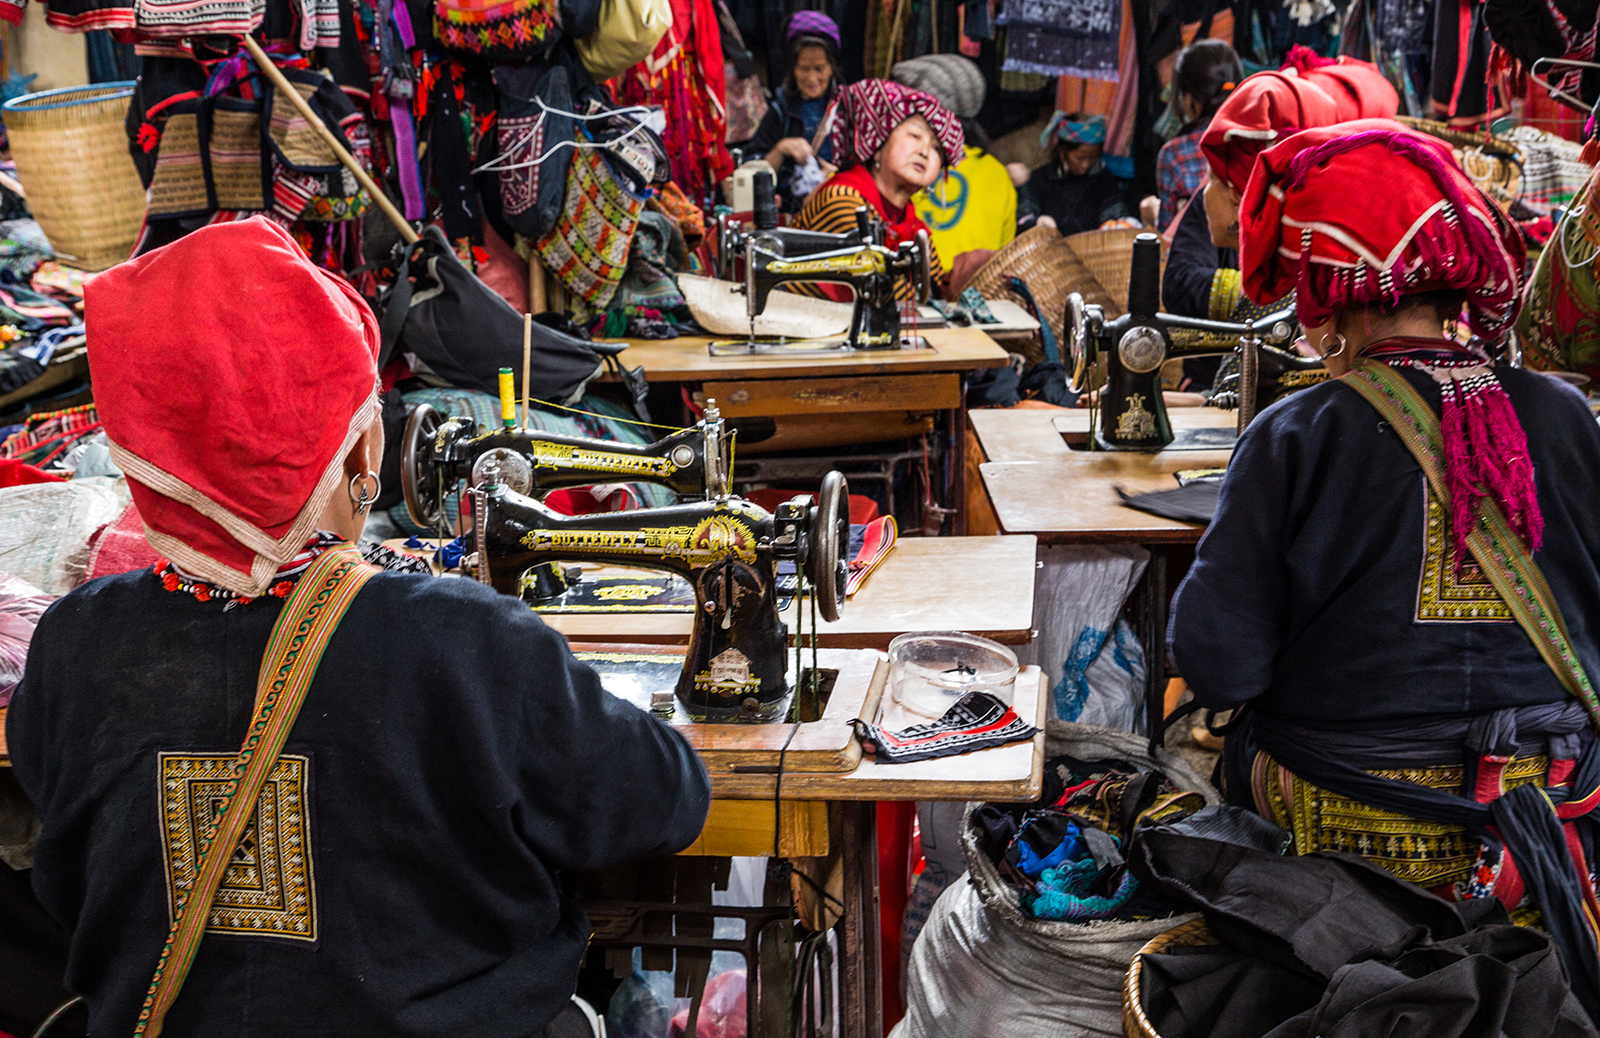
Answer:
(574, 0, 671, 82)
(892, 722, 1218, 1038)
(0, 477, 129, 595)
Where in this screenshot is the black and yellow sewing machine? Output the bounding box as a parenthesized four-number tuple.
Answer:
(711, 200, 932, 356)
(399, 402, 732, 532)
(470, 464, 849, 722)
(1067, 232, 1326, 451)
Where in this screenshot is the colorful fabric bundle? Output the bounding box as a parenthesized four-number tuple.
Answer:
(86, 217, 381, 597)
(852, 691, 1037, 763)
(1520, 167, 1600, 383)
(431, 0, 559, 59)
(1238, 121, 1525, 339)
(1199, 71, 1341, 192)
(829, 79, 966, 170)
(535, 149, 647, 313)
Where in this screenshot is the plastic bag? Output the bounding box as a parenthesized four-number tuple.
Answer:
(1025, 545, 1149, 731)
(0, 571, 51, 708)
(0, 477, 129, 595)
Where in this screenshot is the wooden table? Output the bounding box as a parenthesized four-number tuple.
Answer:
(594, 326, 1010, 381)
(670, 665, 1047, 1038)
(969, 405, 1239, 463)
(541, 534, 1038, 649)
(979, 451, 1231, 545)
(971, 406, 1237, 749)
(595, 328, 1010, 534)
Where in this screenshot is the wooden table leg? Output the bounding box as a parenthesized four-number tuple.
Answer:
(839, 800, 882, 1038)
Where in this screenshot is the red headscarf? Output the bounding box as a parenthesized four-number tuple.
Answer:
(1239, 122, 1536, 559)
(1200, 71, 1341, 193)
(1281, 47, 1400, 121)
(1237, 119, 1524, 337)
(830, 79, 966, 171)
(86, 217, 381, 596)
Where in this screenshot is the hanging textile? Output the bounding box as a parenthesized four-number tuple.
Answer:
(998, 0, 1123, 81)
(614, 0, 731, 209)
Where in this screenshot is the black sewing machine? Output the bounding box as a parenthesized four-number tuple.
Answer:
(470, 464, 849, 723)
(400, 403, 731, 533)
(1067, 232, 1324, 451)
(711, 173, 931, 356)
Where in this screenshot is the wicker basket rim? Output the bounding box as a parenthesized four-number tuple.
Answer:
(4, 81, 136, 114)
(1122, 917, 1218, 1038)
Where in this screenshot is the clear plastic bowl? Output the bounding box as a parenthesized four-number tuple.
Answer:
(887, 631, 1020, 720)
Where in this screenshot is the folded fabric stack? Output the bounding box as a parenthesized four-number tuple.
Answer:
(970, 752, 1206, 922)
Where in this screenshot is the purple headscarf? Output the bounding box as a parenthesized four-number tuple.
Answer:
(786, 10, 840, 49)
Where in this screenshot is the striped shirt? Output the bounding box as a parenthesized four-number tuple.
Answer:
(786, 183, 946, 301)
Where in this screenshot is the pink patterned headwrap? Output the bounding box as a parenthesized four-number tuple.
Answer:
(829, 79, 966, 170)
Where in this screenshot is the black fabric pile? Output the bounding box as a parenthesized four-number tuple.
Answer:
(1127, 807, 1598, 1038)
(969, 754, 1205, 922)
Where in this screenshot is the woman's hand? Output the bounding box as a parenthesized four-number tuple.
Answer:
(766, 138, 815, 170)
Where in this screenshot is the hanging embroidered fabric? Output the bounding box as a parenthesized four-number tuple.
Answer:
(535, 148, 647, 315)
(491, 60, 581, 240)
(432, 0, 560, 59)
(997, 0, 1123, 81)
(613, 0, 731, 207)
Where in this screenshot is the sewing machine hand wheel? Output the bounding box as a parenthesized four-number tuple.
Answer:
(809, 471, 849, 622)
(913, 229, 933, 305)
(1067, 292, 1091, 393)
(401, 403, 448, 533)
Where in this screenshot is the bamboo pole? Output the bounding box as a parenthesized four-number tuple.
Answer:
(521, 312, 533, 431)
(241, 35, 419, 245)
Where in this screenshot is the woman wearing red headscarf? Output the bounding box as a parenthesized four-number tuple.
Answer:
(6, 218, 710, 1037)
(1162, 63, 1397, 325)
(788, 79, 965, 301)
(1171, 123, 1600, 1016)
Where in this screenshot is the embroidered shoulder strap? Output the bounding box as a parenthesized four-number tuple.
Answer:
(1342, 359, 1600, 727)
(134, 546, 377, 1037)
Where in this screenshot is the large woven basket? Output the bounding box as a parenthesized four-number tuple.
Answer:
(1065, 226, 1148, 314)
(1121, 917, 1219, 1038)
(967, 225, 1112, 364)
(5, 82, 144, 271)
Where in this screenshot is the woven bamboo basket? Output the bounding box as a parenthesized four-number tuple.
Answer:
(1065, 226, 1150, 314)
(5, 82, 144, 271)
(1121, 917, 1218, 1038)
(967, 225, 1112, 364)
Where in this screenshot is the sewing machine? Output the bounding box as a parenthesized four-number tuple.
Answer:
(400, 403, 732, 533)
(1067, 232, 1323, 451)
(470, 465, 849, 722)
(712, 190, 932, 356)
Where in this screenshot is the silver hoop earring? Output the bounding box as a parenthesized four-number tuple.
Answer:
(348, 470, 379, 515)
(1318, 332, 1347, 359)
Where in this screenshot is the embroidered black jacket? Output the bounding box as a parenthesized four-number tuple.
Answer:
(7, 570, 711, 1036)
(1170, 366, 1600, 727)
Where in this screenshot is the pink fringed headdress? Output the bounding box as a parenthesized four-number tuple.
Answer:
(1238, 122, 1538, 560)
